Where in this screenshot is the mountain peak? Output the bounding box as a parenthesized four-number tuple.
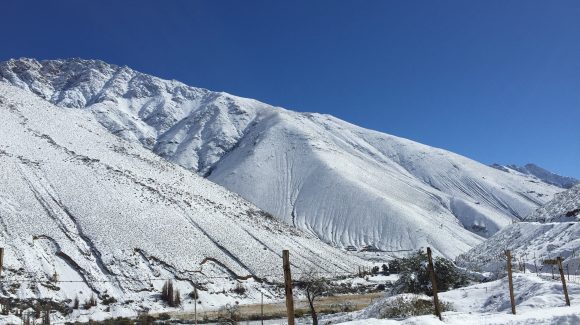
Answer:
(491, 163, 579, 189)
(2, 57, 125, 79)
(1, 57, 126, 107)
(0, 57, 272, 172)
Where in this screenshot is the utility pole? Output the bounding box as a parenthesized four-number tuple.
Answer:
(557, 257, 570, 306)
(426, 247, 442, 321)
(194, 287, 198, 325)
(506, 250, 516, 315)
(282, 250, 295, 325)
(0, 247, 4, 278)
(261, 291, 264, 325)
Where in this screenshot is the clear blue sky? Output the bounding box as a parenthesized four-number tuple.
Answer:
(2, 0, 579, 178)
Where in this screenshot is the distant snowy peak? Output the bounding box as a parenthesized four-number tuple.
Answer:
(490, 163, 579, 189)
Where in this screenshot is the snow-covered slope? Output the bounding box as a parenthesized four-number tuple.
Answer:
(457, 185, 580, 272)
(334, 273, 580, 324)
(525, 184, 580, 222)
(490, 163, 579, 189)
(457, 221, 580, 272)
(0, 58, 563, 258)
(0, 83, 364, 306)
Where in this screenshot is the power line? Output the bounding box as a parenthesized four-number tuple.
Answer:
(0, 270, 365, 285)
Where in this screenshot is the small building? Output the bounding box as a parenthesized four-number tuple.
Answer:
(360, 244, 381, 252)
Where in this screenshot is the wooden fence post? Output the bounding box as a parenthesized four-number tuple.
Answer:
(557, 257, 570, 306)
(506, 250, 516, 315)
(426, 247, 442, 321)
(282, 250, 295, 325)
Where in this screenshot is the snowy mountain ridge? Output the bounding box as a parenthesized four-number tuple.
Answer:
(0, 58, 564, 258)
(490, 163, 579, 189)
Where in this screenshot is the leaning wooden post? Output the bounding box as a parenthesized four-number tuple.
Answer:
(282, 250, 295, 325)
(426, 247, 442, 321)
(506, 250, 516, 315)
(557, 257, 570, 306)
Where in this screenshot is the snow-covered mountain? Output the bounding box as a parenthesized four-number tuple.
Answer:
(0, 83, 365, 308)
(490, 163, 579, 189)
(457, 184, 580, 272)
(0, 58, 563, 258)
(525, 184, 580, 222)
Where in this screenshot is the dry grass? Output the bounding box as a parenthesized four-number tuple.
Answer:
(169, 292, 383, 322)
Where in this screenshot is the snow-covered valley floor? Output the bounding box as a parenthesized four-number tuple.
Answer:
(331, 273, 580, 325)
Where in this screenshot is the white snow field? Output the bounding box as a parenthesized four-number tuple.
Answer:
(0, 83, 367, 319)
(331, 273, 580, 324)
(0, 58, 564, 258)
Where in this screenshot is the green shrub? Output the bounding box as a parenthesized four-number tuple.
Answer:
(392, 250, 468, 295)
(232, 282, 246, 295)
(101, 294, 117, 306)
(388, 260, 401, 274)
(157, 313, 171, 320)
(380, 295, 454, 319)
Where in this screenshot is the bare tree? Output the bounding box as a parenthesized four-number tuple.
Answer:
(84, 294, 98, 310)
(72, 295, 79, 309)
(42, 304, 51, 325)
(161, 280, 176, 306)
(297, 269, 328, 325)
(217, 303, 240, 325)
(174, 289, 181, 306)
(22, 310, 33, 325)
